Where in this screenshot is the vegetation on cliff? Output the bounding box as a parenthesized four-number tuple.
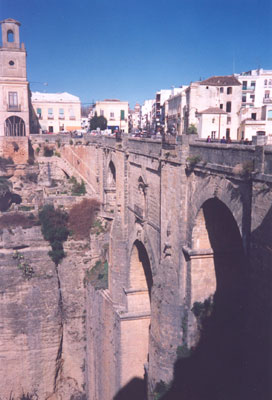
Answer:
(68, 198, 100, 239)
(0, 156, 14, 171)
(39, 204, 69, 265)
(84, 259, 108, 289)
(69, 176, 87, 196)
(0, 212, 38, 229)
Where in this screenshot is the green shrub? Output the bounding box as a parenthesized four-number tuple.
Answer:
(186, 155, 202, 168)
(84, 260, 108, 289)
(25, 172, 38, 183)
(43, 146, 53, 157)
(0, 156, 14, 170)
(70, 176, 86, 195)
(39, 204, 69, 264)
(0, 177, 11, 196)
(153, 380, 172, 400)
(13, 251, 34, 280)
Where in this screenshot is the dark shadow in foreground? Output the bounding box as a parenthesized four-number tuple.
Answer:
(113, 377, 147, 400)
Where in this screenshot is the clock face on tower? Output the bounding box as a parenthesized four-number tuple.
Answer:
(9, 60, 15, 66)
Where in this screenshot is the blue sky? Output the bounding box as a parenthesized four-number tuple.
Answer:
(1, 0, 271, 107)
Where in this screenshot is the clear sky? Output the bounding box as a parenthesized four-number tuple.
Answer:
(1, 0, 272, 107)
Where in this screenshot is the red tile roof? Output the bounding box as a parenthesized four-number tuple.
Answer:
(200, 76, 241, 86)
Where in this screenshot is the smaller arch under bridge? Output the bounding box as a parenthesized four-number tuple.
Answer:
(55, 134, 272, 400)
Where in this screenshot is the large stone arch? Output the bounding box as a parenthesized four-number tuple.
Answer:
(118, 223, 157, 389)
(180, 196, 248, 398)
(5, 116, 26, 136)
(187, 174, 250, 246)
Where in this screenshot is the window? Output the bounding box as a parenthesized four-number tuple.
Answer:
(69, 108, 75, 119)
(251, 81, 256, 88)
(211, 131, 216, 139)
(227, 87, 232, 95)
(242, 81, 247, 90)
(120, 110, 125, 120)
(9, 92, 18, 107)
(220, 87, 224, 93)
(242, 95, 247, 103)
(9, 60, 15, 66)
(48, 108, 53, 119)
(59, 108, 64, 119)
(212, 118, 215, 123)
(264, 80, 268, 86)
(268, 110, 272, 120)
(227, 117, 231, 124)
(7, 30, 14, 42)
(269, 80, 272, 86)
(37, 108, 42, 119)
(100, 110, 104, 117)
(220, 104, 223, 109)
(251, 113, 257, 120)
(110, 112, 114, 119)
(226, 102, 232, 113)
(265, 90, 270, 99)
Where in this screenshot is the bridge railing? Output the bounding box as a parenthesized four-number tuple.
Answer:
(189, 140, 272, 176)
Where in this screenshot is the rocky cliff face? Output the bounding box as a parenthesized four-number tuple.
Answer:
(0, 225, 90, 399)
(0, 156, 103, 400)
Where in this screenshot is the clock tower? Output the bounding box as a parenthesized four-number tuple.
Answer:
(0, 18, 29, 161)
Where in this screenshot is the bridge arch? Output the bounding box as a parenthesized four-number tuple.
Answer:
(119, 225, 156, 388)
(183, 197, 247, 394)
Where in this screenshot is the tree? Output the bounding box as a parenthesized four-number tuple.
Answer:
(89, 112, 107, 130)
(187, 124, 198, 135)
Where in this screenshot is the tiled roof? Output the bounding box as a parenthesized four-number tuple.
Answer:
(200, 76, 241, 86)
(200, 107, 228, 114)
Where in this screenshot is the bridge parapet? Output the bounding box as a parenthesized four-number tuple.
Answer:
(189, 141, 272, 178)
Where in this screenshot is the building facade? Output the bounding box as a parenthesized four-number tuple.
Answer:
(140, 99, 154, 132)
(31, 92, 81, 133)
(165, 87, 188, 135)
(236, 69, 272, 140)
(92, 99, 129, 133)
(185, 76, 242, 140)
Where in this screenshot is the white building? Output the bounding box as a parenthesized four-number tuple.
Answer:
(140, 99, 154, 131)
(153, 88, 183, 132)
(31, 92, 81, 133)
(185, 76, 242, 140)
(236, 69, 272, 140)
(165, 87, 188, 135)
(92, 99, 129, 133)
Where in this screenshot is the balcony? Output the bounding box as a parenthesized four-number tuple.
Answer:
(7, 104, 21, 112)
(48, 116, 54, 120)
(242, 86, 255, 92)
(263, 97, 272, 104)
(69, 116, 76, 120)
(58, 116, 65, 120)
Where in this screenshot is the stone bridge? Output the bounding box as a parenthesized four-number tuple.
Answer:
(33, 134, 272, 399)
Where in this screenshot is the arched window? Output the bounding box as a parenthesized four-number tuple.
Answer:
(5, 116, 26, 136)
(220, 87, 224, 93)
(7, 30, 14, 43)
